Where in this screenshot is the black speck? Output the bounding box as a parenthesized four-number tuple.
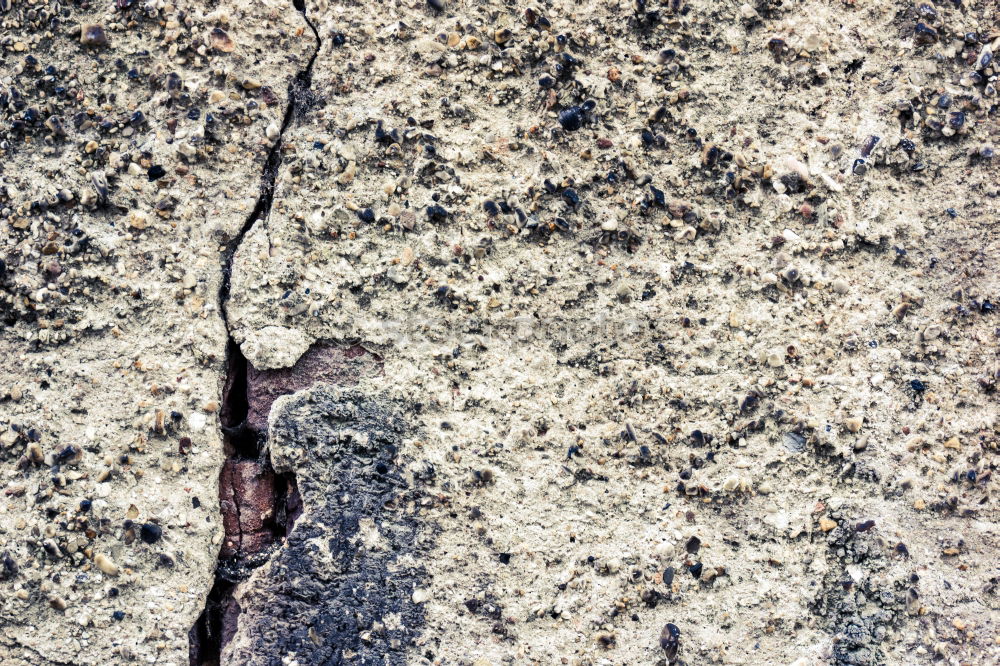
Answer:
(139, 523, 162, 544)
(561, 188, 580, 208)
(855, 520, 876, 532)
(426, 205, 448, 222)
(558, 106, 584, 131)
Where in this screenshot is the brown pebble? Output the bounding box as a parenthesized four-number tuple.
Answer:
(80, 24, 108, 47)
(209, 27, 236, 52)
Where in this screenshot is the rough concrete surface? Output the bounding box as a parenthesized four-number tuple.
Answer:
(2, 0, 999, 665)
(0, 0, 311, 663)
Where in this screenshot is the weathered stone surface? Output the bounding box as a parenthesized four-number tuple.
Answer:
(223, 1, 1000, 664)
(218, 460, 278, 560)
(2, 0, 998, 663)
(222, 385, 428, 665)
(0, 1, 313, 663)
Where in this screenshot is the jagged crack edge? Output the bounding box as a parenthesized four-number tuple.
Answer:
(217, 5, 321, 329)
(190, 4, 321, 665)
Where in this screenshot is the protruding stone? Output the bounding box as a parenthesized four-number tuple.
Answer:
(94, 553, 119, 576)
(80, 24, 108, 47)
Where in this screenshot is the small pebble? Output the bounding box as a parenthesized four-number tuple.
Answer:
(659, 622, 680, 661)
(209, 28, 236, 53)
(95, 553, 120, 576)
(139, 523, 162, 544)
(558, 106, 585, 131)
(80, 24, 108, 47)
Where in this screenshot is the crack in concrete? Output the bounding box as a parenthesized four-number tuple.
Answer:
(189, 2, 321, 664)
(217, 3, 320, 331)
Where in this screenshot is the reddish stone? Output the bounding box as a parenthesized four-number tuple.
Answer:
(234, 460, 276, 533)
(239, 531, 276, 557)
(245, 344, 382, 433)
(218, 459, 278, 559)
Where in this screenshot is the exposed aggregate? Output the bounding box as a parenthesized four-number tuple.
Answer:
(1, 0, 998, 664)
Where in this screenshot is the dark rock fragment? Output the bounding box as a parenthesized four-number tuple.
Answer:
(221, 387, 428, 665)
(139, 523, 162, 544)
(558, 106, 585, 131)
(659, 622, 680, 661)
(80, 24, 109, 47)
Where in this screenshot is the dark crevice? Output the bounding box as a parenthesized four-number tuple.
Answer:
(188, 580, 236, 666)
(189, 4, 321, 665)
(219, 340, 258, 458)
(280, 473, 304, 537)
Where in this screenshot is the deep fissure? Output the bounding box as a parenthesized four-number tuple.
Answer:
(189, 4, 320, 664)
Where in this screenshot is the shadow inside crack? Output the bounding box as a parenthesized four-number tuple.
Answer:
(187, 469, 301, 666)
(190, 0, 321, 662)
(190, 342, 382, 664)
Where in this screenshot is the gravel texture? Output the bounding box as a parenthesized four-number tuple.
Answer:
(1, 0, 998, 664)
